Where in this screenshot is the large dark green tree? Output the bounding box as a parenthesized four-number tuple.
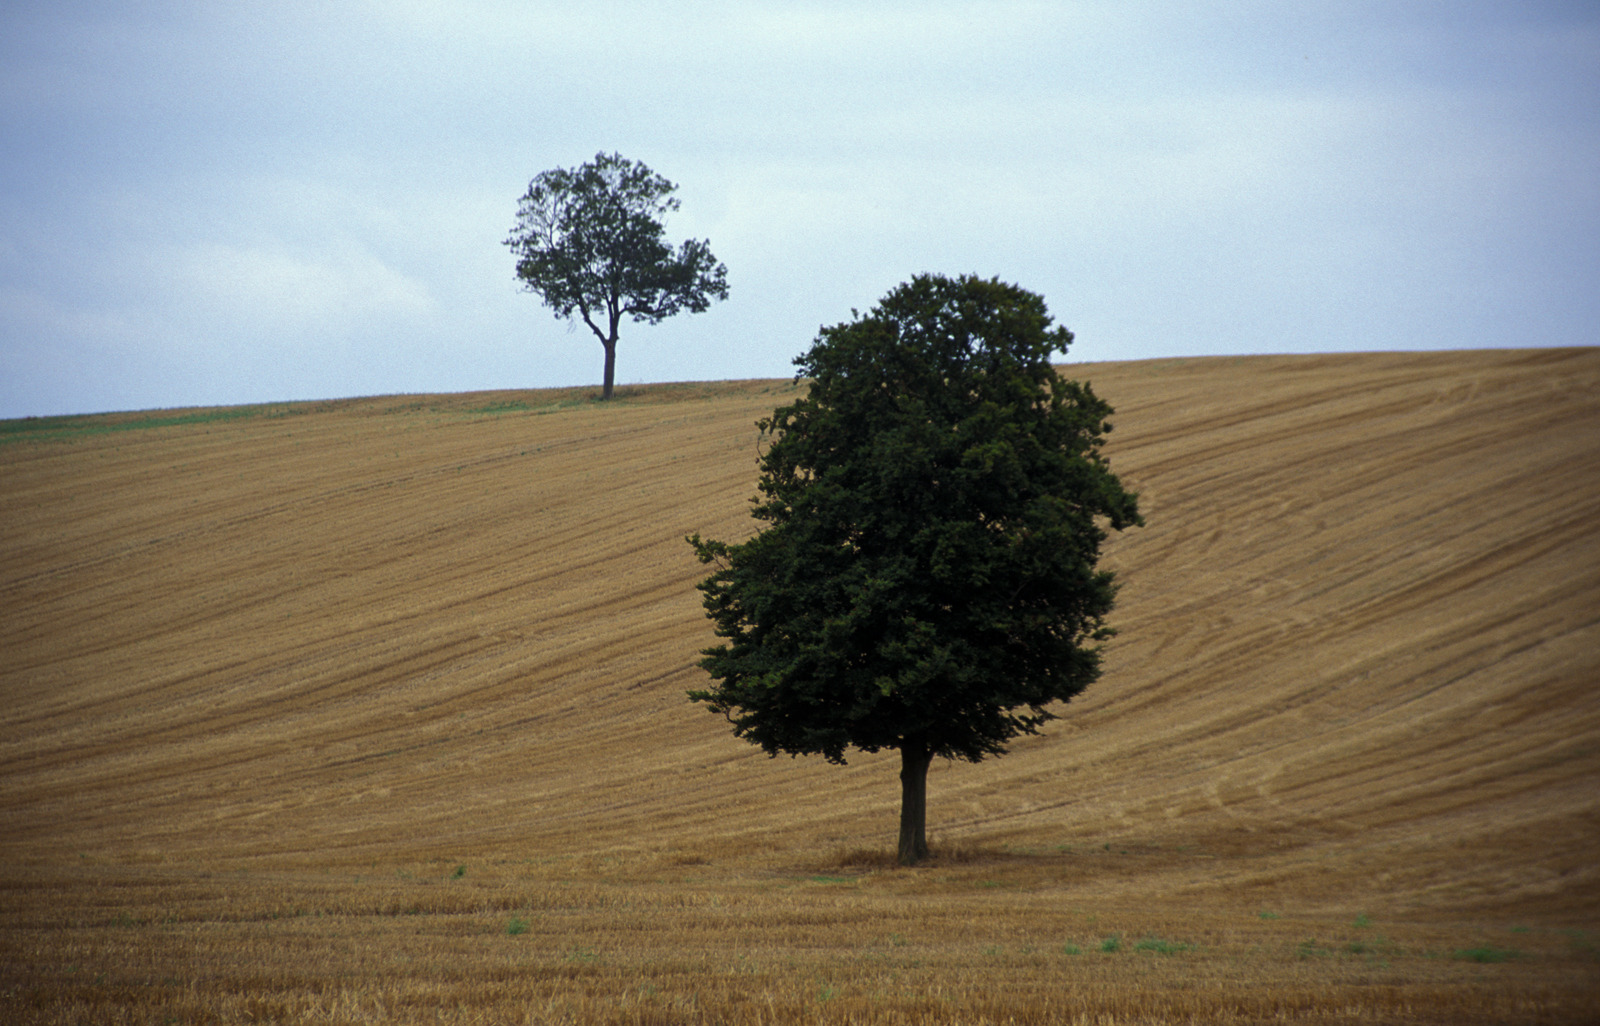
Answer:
(504, 152, 728, 400)
(688, 274, 1143, 866)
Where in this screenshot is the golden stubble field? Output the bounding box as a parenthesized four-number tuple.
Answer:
(1, 349, 1597, 1024)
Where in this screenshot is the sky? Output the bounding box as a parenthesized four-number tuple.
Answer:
(1, 2, 1596, 418)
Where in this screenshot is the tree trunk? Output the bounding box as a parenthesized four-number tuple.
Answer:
(601, 339, 616, 401)
(898, 740, 932, 866)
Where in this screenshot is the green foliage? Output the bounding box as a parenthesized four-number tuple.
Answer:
(505, 917, 529, 936)
(503, 152, 728, 399)
(688, 274, 1141, 773)
(1100, 935, 1123, 953)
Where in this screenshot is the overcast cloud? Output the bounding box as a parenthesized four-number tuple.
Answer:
(2, 1, 1596, 417)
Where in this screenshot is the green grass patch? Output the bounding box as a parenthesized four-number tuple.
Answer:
(1296, 939, 1333, 960)
(1453, 946, 1521, 964)
(0, 406, 268, 444)
(1100, 935, 1122, 953)
(460, 396, 599, 417)
(464, 400, 538, 415)
(505, 917, 530, 936)
(1133, 936, 1193, 955)
(1346, 936, 1399, 958)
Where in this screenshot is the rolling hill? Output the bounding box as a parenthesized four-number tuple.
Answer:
(2, 348, 1597, 1023)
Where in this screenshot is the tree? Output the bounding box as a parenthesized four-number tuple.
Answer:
(687, 274, 1143, 866)
(504, 152, 728, 400)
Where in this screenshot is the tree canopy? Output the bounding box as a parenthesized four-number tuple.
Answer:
(688, 274, 1143, 864)
(504, 152, 728, 400)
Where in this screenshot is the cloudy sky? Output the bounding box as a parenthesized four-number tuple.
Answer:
(2, 2, 1595, 418)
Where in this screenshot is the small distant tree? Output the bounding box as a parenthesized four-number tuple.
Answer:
(504, 152, 728, 400)
(688, 274, 1142, 866)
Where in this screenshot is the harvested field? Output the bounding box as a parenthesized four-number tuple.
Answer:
(2, 349, 1597, 1023)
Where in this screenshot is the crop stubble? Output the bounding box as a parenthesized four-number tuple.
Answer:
(1, 353, 1597, 1022)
